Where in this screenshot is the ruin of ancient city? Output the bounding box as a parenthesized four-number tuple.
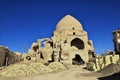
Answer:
(0, 0, 120, 80)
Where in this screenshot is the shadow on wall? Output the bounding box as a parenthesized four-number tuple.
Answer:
(98, 72, 120, 80)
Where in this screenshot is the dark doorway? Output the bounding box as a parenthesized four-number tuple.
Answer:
(40, 52, 44, 59)
(71, 38, 84, 49)
(4, 52, 10, 66)
(118, 43, 120, 53)
(72, 54, 85, 65)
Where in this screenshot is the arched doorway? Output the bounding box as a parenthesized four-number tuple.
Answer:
(71, 38, 84, 50)
(72, 54, 85, 65)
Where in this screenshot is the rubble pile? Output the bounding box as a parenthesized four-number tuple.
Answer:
(0, 62, 66, 77)
(48, 62, 66, 71)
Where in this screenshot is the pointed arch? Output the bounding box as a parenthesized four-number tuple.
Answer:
(71, 38, 84, 49)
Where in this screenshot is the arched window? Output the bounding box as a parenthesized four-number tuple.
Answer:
(73, 32, 75, 35)
(71, 38, 84, 49)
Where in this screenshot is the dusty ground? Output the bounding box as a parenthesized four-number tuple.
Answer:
(0, 65, 101, 80)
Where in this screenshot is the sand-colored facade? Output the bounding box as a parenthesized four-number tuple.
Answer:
(27, 15, 95, 64)
(0, 46, 21, 67)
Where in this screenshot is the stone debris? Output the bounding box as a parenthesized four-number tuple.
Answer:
(0, 62, 66, 77)
(48, 62, 66, 71)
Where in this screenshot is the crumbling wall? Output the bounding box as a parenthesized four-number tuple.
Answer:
(0, 48, 6, 66)
(26, 38, 53, 64)
(0, 46, 21, 67)
(113, 29, 120, 54)
(87, 54, 119, 71)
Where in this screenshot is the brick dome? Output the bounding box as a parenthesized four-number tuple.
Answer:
(56, 15, 83, 31)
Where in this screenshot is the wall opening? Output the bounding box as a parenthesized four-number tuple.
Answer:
(26, 56, 31, 60)
(40, 52, 44, 59)
(48, 53, 54, 62)
(71, 38, 84, 49)
(118, 43, 120, 52)
(73, 32, 76, 35)
(47, 41, 53, 48)
(41, 40, 48, 47)
(33, 45, 39, 52)
(72, 54, 85, 65)
(4, 52, 10, 66)
(64, 40, 67, 43)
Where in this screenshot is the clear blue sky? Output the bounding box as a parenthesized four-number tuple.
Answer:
(0, 0, 120, 54)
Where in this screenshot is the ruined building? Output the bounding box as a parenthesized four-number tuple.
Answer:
(0, 46, 21, 67)
(113, 29, 120, 55)
(27, 15, 95, 65)
(87, 29, 120, 71)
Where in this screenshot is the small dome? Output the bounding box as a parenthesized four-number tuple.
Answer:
(56, 15, 83, 31)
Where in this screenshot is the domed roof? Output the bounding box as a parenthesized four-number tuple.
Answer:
(56, 15, 83, 31)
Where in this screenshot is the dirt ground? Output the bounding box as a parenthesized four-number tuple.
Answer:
(0, 65, 101, 80)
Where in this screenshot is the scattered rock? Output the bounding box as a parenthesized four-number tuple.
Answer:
(0, 62, 66, 77)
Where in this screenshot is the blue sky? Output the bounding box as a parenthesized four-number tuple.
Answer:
(0, 0, 120, 54)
